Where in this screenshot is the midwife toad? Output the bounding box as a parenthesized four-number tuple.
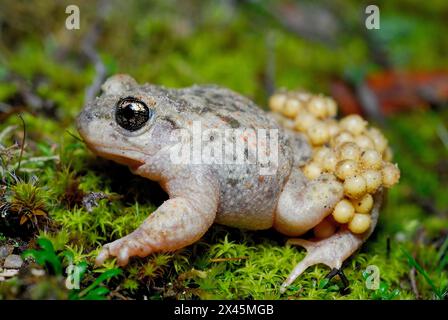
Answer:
(77, 74, 382, 291)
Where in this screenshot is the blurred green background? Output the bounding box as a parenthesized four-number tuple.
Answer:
(0, 0, 447, 300)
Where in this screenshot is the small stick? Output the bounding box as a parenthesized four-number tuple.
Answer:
(437, 124, 448, 151)
(19, 155, 59, 165)
(16, 114, 26, 172)
(0, 125, 18, 145)
(209, 257, 249, 262)
(65, 130, 84, 143)
(409, 267, 420, 299)
(324, 267, 350, 295)
(325, 268, 339, 281)
(386, 236, 391, 260)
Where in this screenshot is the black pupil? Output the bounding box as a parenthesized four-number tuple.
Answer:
(116, 98, 150, 131)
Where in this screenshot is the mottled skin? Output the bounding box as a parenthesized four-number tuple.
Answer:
(77, 74, 382, 290)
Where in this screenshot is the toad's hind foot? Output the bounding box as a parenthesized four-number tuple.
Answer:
(280, 190, 383, 293)
(280, 230, 362, 293)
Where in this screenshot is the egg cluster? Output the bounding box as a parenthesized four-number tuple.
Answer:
(269, 90, 400, 236)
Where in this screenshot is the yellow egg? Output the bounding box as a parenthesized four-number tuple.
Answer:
(332, 199, 355, 223)
(313, 147, 338, 172)
(344, 175, 367, 199)
(292, 91, 312, 103)
(354, 134, 375, 150)
(382, 163, 400, 188)
(348, 213, 371, 234)
(269, 93, 287, 113)
(313, 147, 332, 164)
(326, 119, 340, 137)
(360, 149, 382, 170)
(294, 110, 317, 132)
(307, 122, 330, 146)
(303, 162, 322, 180)
(338, 142, 361, 161)
(283, 98, 302, 118)
(335, 159, 358, 180)
(307, 95, 328, 119)
(384, 146, 393, 161)
(333, 131, 355, 147)
(325, 98, 338, 117)
(322, 152, 338, 172)
(340, 115, 367, 135)
(351, 194, 373, 214)
(314, 218, 336, 239)
(362, 169, 382, 193)
(368, 127, 388, 154)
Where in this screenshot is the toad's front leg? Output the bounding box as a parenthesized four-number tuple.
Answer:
(95, 170, 219, 266)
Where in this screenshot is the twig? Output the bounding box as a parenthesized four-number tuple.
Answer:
(16, 114, 26, 172)
(6, 73, 55, 114)
(0, 102, 13, 113)
(275, 2, 339, 45)
(19, 155, 59, 165)
(324, 268, 339, 281)
(324, 267, 350, 295)
(0, 125, 18, 147)
(436, 234, 448, 272)
(15, 168, 40, 173)
(411, 193, 444, 217)
(386, 236, 391, 260)
(409, 267, 420, 299)
(109, 290, 132, 300)
(264, 31, 276, 97)
(82, 25, 106, 103)
(209, 257, 248, 262)
(356, 81, 385, 124)
(65, 130, 84, 143)
(437, 124, 448, 151)
(82, 0, 110, 103)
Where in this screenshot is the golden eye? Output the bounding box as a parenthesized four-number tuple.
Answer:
(115, 97, 152, 131)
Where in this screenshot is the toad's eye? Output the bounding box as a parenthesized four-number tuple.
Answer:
(115, 97, 151, 131)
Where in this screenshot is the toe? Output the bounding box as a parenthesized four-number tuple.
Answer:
(107, 239, 123, 256)
(117, 247, 130, 266)
(95, 246, 110, 266)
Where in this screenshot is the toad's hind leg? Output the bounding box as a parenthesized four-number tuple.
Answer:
(280, 191, 382, 293)
(274, 168, 344, 237)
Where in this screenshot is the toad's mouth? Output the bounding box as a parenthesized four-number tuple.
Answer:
(104, 153, 145, 170)
(83, 141, 145, 170)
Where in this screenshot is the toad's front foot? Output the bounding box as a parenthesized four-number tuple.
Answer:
(95, 230, 152, 266)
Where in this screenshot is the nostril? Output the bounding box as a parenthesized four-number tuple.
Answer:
(83, 111, 93, 121)
(85, 112, 93, 121)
